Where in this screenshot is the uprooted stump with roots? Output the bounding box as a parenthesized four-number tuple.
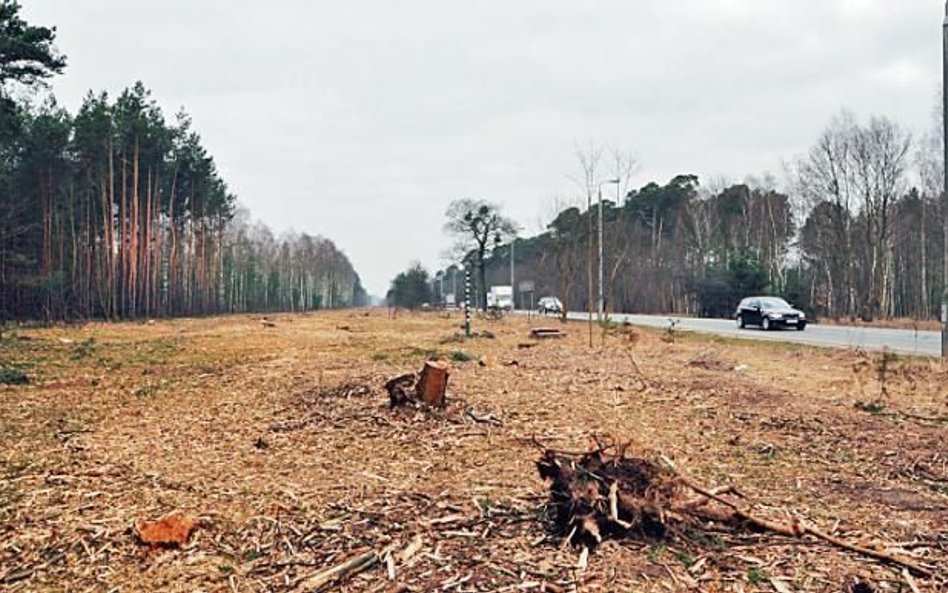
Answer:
(537, 444, 679, 548)
(536, 441, 936, 578)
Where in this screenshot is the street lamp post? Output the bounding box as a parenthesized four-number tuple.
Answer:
(510, 238, 516, 310)
(598, 179, 620, 322)
(586, 188, 594, 347)
(437, 271, 444, 306)
(943, 2, 948, 358)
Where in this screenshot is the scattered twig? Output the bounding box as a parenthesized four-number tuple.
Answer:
(902, 568, 922, 593)
(467, 410, 502, 426)
(1, 568, 34, 585)
(298, 549, 380, 591)
(397, 534, 424, 564)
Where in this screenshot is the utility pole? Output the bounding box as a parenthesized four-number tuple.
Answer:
(598, 184, 604, 323)
(510, 238, 515, 310)
(586, 188, 594, 348)
(943, 1, 948, 358)
(598, 179, 620, 322)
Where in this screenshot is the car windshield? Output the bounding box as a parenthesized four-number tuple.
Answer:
(759, 297, 790, 309)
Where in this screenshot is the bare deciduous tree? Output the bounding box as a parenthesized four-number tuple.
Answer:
(444, 198, 516, 311)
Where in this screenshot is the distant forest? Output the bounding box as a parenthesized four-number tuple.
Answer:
(437, 114, 946, 322)
(0, 3, 365, 322)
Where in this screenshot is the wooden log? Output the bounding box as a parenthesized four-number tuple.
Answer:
(530, 327, 564, 339)
(415, 361, 450, 407)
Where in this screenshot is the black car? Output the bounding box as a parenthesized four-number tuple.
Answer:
(735, 296, 806, 331)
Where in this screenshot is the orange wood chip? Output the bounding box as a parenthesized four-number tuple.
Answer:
(135, 511, 198, 546)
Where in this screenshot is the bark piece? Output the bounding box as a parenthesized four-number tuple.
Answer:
(135, 511, 198, 547)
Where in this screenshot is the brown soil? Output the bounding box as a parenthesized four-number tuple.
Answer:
(0, 311, 945, 591)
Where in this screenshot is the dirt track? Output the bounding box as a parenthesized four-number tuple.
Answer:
(1, 311, 946, 592)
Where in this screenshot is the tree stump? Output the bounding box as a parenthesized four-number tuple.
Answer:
(415, 361, 450, 407)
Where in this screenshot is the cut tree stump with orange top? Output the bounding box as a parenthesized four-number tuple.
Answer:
(415, 361, 450, 407)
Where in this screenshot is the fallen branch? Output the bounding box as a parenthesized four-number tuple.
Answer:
(670, 466, 934, 578)
(676, 485, 741, 511)
(467, 410, 502, 426)
(898, 411, 948, 424)
(1, 567, 34, 585)
(298, 550, 380, 591)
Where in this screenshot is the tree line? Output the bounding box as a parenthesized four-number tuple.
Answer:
(428, 113, 945, 322)
(386, 262, 432, 310)
(0, 2, 365, 323)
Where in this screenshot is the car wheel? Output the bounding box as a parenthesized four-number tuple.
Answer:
(736, 315, 745, 329)
(762, 317, 771, 331)
(797, 322, 806, 331)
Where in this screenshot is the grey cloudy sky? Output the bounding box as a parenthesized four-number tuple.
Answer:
(23, 0, 944, 295)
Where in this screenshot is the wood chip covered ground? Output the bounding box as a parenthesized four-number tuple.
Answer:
(1, 311, 946, 592)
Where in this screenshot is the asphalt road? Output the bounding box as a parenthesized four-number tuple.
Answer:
(545, 311, 943, 357)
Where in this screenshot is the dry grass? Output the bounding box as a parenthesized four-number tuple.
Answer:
(0, 310, 945, 592)
(819, 317, 943, 332)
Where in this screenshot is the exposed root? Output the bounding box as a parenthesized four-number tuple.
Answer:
(537, 440, 935, 578)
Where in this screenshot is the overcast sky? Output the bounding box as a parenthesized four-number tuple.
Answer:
(22, 1, 945, 295)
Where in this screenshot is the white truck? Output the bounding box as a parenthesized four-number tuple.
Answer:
(487, 285, 514, 311)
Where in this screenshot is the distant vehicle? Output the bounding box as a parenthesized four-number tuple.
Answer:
(735, 296, 806, 331)
(487, 285, 513, 311)
(537, 296, 563, 315)
(444, 293, 456, 308)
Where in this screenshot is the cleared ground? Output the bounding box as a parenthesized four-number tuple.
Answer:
(0, 311, 946, 592)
